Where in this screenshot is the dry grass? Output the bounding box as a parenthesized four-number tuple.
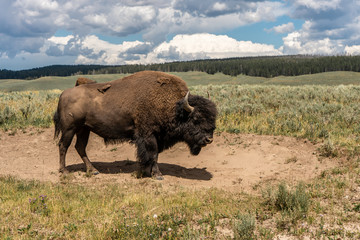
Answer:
(1, 73, 360, 238)
(1, 161, 360, 239)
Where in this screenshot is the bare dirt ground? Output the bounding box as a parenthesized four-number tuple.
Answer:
(0, 128, 339, 192)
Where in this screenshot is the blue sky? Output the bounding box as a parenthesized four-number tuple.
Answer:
(0, 0, 359, 70)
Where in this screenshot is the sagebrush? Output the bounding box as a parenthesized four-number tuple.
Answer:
(2, 85, 360, 154)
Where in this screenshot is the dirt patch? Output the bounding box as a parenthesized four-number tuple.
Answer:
(0, 128, 338, 191)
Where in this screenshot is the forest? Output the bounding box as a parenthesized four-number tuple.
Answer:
(1, 55, 360, 79)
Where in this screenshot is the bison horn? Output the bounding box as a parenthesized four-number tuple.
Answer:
(183, 91, 194, 113)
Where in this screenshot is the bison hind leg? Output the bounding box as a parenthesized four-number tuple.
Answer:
(75, 128, 99, 175)
(58, 129, 76, 174)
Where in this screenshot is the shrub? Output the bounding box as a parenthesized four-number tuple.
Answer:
(263, 182, 310, 230)
(0, 90, 60, 129)
(233, 214, 256, 240)
(319, 137, 339, 158)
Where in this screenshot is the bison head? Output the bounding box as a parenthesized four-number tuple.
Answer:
(176, 92, 217, 155)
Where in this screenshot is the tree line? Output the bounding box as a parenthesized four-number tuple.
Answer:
(1, 55, 360, 80)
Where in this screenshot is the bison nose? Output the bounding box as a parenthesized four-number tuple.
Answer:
(205, 137, 213, 144)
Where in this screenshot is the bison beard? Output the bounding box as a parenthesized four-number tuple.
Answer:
(53, 71, 217, 180)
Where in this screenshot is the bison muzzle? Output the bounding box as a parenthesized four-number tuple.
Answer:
(53, 71, 217, 180)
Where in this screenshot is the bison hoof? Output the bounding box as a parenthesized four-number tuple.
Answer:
(59, 168, 69, 174)
(86, 169, 100, 176)
(155, 175, 164, 180)
(152, 174, 164, 180)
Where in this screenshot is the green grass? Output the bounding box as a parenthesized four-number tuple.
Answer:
(2, 71, 360, 92)
(2, 84, 360, 153)
(193, 84, 360, 154)
(262, 71, 360, 86)
(0, 176, 259, 239)
(0, 90, 61, 130)
(1, 164, 360, 239)
(0, 74, 130, 92)
(1, 71, 360, 238)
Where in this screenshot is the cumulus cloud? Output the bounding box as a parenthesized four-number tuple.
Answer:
(45, 34, 147, 65)
(291, 0, 341, 12)
(345, 45, 360, 55)
(280, 0, 360, 55)
(289, 0, 359, 42)
(152, 34, 282, 61)
(281, 31, 344, 55)
(72, 33, 280, 64)
(0, 0, 288, 61)
(42, 33, 282, 65)
(1, 0, 360, 69)
(266, 22, 295, 34)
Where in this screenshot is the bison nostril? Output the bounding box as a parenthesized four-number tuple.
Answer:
(205, 137, 213, 144)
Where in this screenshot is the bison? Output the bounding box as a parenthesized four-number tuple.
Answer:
(53, 71, 217, 180)
(75, 77, 97, 86)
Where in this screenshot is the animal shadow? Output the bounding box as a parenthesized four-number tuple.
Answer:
(67, 160, 213, 181)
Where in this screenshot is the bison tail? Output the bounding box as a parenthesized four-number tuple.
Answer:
(53, 110, 61, 140)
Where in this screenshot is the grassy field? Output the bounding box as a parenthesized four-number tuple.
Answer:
(0, 74, 129, 92)
(1, 84, 360, 154)
(2, 71, 360, 92)
(1, 71, 360, 239)
(1, 165, 359, 239)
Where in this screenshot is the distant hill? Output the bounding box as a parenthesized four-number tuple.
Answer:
(0, 65, 104, 80)
(1, 55, 360, 80)
(2, 71, 360, 92)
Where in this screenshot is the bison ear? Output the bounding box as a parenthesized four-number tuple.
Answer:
(97, 84, 111, 94)
(183, 92, 194, 113)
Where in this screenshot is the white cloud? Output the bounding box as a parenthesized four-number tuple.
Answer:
(153, 34, 281, 60)
(279, 0, 360, 56)
(0, 0, 282, 69)
(289, 0, 360, 43)
(83, 14, 108, 28)
(14, 0, 59, 12)
(1, 0, 360, 69)
(48, 35, 74, 45)
(267, 22, 295, 34)
(244, 1, 287, 23)
(80, 35, 143, 55)
(105, 5, 157, 36)
(292, 0, 341, 11)
(1, 0, 288, 52)
(142, 1, 288, 44)
(45, 34, 147, 65)
(281, 31, 344, 55)
(345, 45, 360, 55)
(43, 33, 282, 66)
(212, 2, 227, 11)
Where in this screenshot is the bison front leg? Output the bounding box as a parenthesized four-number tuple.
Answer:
(136, 135, 163, 180)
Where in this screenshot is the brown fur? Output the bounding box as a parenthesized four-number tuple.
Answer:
(54, 71, 217, 179)
(75, 77, 97, 86)
(67, 71, 188, 136)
